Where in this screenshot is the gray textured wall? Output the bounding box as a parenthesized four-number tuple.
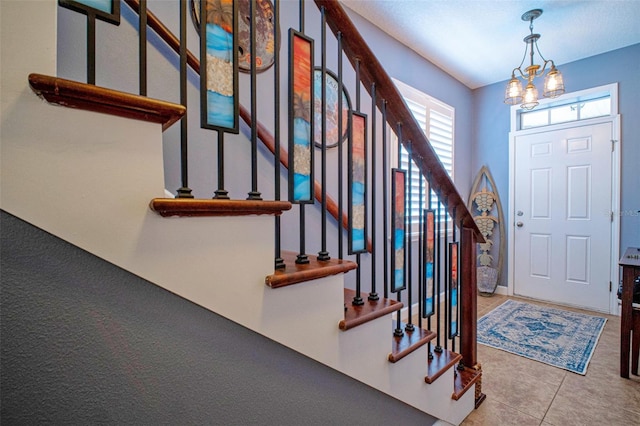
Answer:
(0, 211, 436, 425)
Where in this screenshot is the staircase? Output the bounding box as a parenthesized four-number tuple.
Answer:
(1, 1, 483, 424)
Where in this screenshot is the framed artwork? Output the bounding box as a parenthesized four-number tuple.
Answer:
(448, 241, 459, 338)
(313, 68, 351, 149)
(348, 111, 367, 254)
(191, 0, 278, 73)
(391, 168, 406, 293)
(199, 0, 239, 133)
(58, 0, 120, 25)
(422, 209, 436, 317)
(288, 29, 314, 204)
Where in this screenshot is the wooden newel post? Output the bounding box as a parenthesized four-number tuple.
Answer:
(460, 226, 486, 407)
(460, 227, 478, 367)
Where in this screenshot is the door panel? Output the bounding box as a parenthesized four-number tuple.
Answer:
(531, 168, 551, 218)
(565, 235, 589, 283)
(530, 233, 551, 278)
(513, 122, 612, 312)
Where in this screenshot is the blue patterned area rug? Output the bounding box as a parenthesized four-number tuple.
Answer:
(477, 299, 606, 375)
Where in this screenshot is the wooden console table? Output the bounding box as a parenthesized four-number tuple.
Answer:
(619, 246, 640, 378)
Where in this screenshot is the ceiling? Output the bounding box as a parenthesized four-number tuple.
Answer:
(340, 0, 640, 89)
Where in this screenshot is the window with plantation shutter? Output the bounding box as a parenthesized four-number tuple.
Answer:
(392, 79, 455, 233)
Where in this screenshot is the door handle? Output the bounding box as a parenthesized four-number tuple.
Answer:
(516, 221, 524, 228)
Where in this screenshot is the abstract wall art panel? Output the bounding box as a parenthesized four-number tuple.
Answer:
(58, 0, 120, 24)
(191, 0, 278, 73)
(391, 169, 406, 292)
(200, 0, 239, 133)
(423, 209, 436, 317)
(313, 68, 351, 149)
(288, 29, 314, 203)
(449, 241, 459, 338)
(348, 111, 367, 254)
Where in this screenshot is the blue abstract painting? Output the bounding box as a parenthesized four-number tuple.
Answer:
(289, 30, 313, 203)
(391, 169, 406, 292)
(349, 112, 367, 254)
(201, 0, 237, 132)
(449, 242, 459, 337)
(423, 209, 435, 317)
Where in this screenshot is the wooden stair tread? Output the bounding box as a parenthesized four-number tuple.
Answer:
(388, 322, 437, 363)
(340, 289, 403, 331)
(452, 367, 482, 401)
(150, 198, 292, 217)
(28, 73, 185, 131)
(425, 348, 462, 384)
(265, 251, 357, 288)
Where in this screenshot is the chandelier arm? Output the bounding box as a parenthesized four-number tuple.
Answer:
(512, 67, 527, 79)
(533, 40, 552, 76)
(516, 43, 528, 74)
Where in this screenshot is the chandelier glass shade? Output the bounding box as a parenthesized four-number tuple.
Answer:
(504, 9, 565, 110)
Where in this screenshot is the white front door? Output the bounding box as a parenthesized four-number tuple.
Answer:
(513, 122, 613, 312)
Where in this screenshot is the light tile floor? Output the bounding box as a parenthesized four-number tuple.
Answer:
(461, 294, 640, 426)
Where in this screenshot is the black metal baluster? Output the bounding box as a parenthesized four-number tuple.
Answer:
(452, 209, 459, 355)
(351, 58, 364, 306)
(394, 123, 404, 337)
(418, 170, 424, 329)
(298, 206, 308, 264)
(453, 214, 464, 365)
(176, 0, 193, 198)
(369, 82, 378, 301)
(138, 0, 147, 95)
(214, 133, 229, 199)
(444, 202, 449, 350)
(318, 6, 330, 261)
(355, 59, 360, 112)
(86, 12, 96, 84)
(382, 101, 389, 299)
(337, 32, 344, 260)
(274, 0, 284, 269)
(405, 143, 414, 332)
(434, 196, 442, 353)
(355, 253, 363, 305)
(290, 0, 312, 265)
(196, 0, 229, 200)
(427, 178, 434, 359)
(247, 0, 262, 200)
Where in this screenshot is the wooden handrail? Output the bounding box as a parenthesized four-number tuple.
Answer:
(315, 1, 482, 378)
(315, 0, 482, 239)
(123, 0, 360, 248)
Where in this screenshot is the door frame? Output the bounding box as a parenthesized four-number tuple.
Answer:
(507, 83, 621, 314)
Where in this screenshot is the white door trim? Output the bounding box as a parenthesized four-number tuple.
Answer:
(507, 85, 621, 314)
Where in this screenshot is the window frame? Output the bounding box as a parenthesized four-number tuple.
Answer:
(390, 79, 455, 236)
(511, 83, 618, 132)
(519, 95, 612, 131)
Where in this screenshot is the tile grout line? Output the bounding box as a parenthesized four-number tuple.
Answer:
(540, 373, 567, 425)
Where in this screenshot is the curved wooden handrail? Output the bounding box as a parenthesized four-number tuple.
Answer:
(315, 0, 482, 238)
(123, 0, 357, 246)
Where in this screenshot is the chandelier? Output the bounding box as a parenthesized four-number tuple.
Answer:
(504, 9, 565, 110)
